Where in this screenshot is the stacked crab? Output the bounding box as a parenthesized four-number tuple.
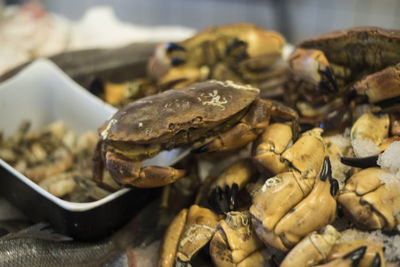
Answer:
(93, 25, 400, 266)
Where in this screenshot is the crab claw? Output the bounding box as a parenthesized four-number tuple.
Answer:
(104, 151, 186, 188)
(208, 184, 239, 214)
(318, 66, 338, 93)
(340, 155, 379, 169)
(371, 253, 382, 267)
(342, 246, 367, 267)
(208, 159, 255, 214)
(288, 48, 338, 93)
(165, 42, 186, 53)
(320, 156, 339, 197)
(171, 58, 186, 66)
(314, 246, 367, 267)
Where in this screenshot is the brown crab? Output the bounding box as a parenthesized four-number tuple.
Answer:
(93, 80, 298, 188)
(147, 23, 287, 95)
(286, 27, 400, 133)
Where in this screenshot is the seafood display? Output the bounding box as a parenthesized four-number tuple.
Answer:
(0, 121, 116, 202)
(92, 23, 289, 107)
(285, 27, 400, 134)
(1, 24, 400, 266)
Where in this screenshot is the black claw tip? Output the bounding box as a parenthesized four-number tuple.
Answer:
(208, 186, 228, 214)
(318, 67, 338, 93)
(228, 183, 239, 210)
(171, 57, 185, 66)
(371, 253, 382, 267)
(340, 155, 379, 169)
(343, 246, 367, 267)
(320, 157, 332, 182)
(191, 145, 208, 154)
(165, 42, 186, 53)
(330, 179, 339, 196)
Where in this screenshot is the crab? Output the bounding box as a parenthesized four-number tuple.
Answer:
(147, 23, 287, 96)
(250, 156, 339, 251)
(326, 238, 385, 267)
(337, 167, 400, 231)
(158, 205, 268, 267)
(207, 126, 328, 216)
(286, 27, 400, 133)
(279, 225, 340, 267)
(92, 80, 298, 188)
(280, 225, 385, 267)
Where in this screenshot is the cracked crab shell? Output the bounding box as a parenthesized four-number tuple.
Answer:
(100, 80, 259, 144)
(210, 211, 264, 267)
(250, 171, 313, 234)
(176, 205, 220, 262)
(280, 225, 340, 267)
(273, 170, 337, 249)
(281, 128, 326, 179)
(158, 208, 188, 267)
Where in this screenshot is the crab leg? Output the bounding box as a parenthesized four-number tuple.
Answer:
(193, 99, 298, 153)
(314, 246, 367, 267)
(352, 63, 400, 104)
(103, 151, 186, 188)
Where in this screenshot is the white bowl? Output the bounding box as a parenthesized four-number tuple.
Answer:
(0, 59, 184, 240)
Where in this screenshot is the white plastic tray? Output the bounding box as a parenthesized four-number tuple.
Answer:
(0, 59, 184, 240)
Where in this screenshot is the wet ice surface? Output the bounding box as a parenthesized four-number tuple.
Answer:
(378, 141, 400, 175)
(378, 141, 400, 189)
(351, 138, 380, 158)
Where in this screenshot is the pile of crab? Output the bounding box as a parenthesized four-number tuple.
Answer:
(93, 25, 400, 266)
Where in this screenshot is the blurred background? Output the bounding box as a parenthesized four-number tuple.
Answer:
(1, 0, 399, 76)
(28, 0, 400, 43)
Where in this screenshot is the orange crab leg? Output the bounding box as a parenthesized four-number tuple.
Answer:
(193, 99, 298, 153)
(104, 151, 186, 188)
(192, 99, 271, 153)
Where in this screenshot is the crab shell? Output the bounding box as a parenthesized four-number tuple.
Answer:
(298, 27, 400, 72)
(100, 80, 259, 154)
(338, 167, 400, 230)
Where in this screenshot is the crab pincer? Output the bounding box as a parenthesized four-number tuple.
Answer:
(208, 159, 255, 214)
